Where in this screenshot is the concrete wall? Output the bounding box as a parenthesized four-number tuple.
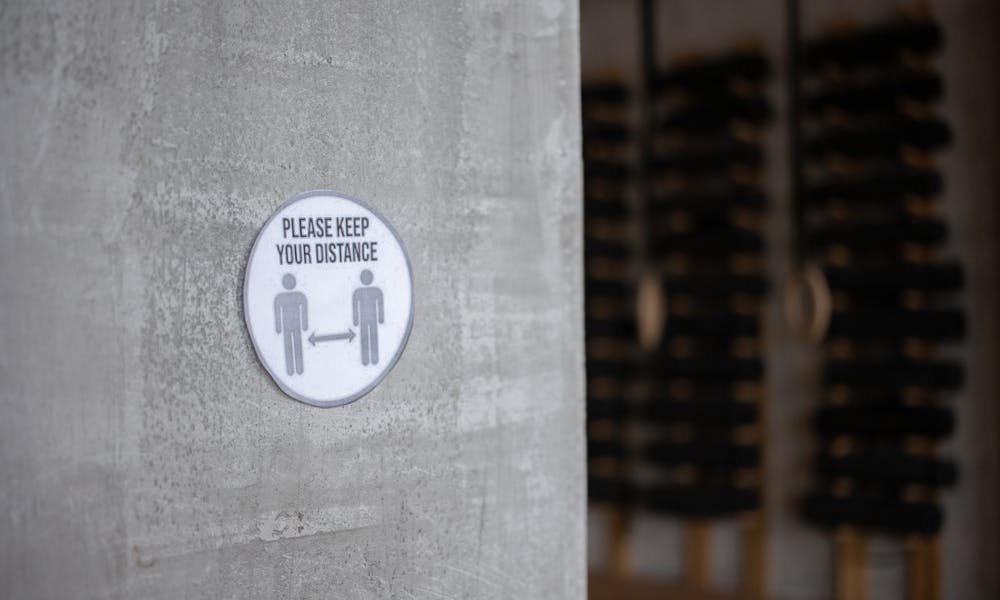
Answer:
(0, 1, 585, 598)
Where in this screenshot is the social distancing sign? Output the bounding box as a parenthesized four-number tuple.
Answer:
(243, 190, 413, 407)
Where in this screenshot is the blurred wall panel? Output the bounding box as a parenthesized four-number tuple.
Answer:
(581, 1, 999, 599)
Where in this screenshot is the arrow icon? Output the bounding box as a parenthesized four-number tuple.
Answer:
(308, 329, 356, 346)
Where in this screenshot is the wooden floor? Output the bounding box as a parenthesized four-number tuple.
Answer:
(589, 572, 765, 600)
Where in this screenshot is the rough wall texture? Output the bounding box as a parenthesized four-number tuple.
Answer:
(0, 1, 585, 598)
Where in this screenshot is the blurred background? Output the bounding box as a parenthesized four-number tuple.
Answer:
(580, 1, 999, 599)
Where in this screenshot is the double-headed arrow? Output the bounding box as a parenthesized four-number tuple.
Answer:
(308, 328, 356, 346)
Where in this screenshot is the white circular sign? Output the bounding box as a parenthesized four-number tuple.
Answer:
(243, 190, 413, 407)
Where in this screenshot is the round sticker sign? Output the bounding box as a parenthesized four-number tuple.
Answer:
(243, 190, 413, 407)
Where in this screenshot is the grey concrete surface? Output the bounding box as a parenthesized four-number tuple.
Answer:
(0, 1, 585, 598)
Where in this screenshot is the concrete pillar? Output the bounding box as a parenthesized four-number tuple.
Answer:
(0, 2, 584, 598)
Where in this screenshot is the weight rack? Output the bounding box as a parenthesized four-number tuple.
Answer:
(642, 45, 773, 597)
(789, 9, 964, 600)
(584, 33, 774, 597)
(583, 76, 640, 575)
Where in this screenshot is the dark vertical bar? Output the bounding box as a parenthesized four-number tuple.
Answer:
(638, 0, 656, 261)
(787, 0, 804, 263)
(640, 0, 656, 126)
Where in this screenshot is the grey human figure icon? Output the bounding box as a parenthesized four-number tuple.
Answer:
(274, 273, 308, 375)
(353, 269, 384, 366)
